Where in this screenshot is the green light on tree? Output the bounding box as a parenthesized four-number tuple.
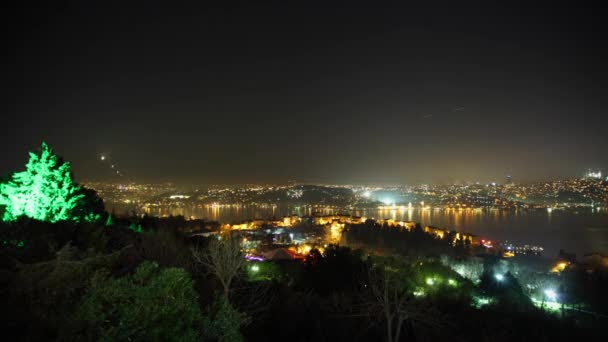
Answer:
(2, 239, 25, 248)
(0, 142, 99, 223)
(129, 223, 143, 233)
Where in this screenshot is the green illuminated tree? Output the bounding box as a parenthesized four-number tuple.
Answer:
(0, 142, 86, 222)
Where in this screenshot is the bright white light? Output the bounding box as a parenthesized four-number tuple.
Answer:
(495, 274, 504, 281)
(169, 195, 190, 199)
(544, 289, 557, 301)
(426, 278, 434, 285)
(477, 298, 490, 306)
(363, 191, 371, 198)
(251, 264, 259, 272)
(381, 198, 393, 205)
(100, 155, 106, 161)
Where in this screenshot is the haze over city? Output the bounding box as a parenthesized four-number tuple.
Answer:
(2, 2, 607, 184)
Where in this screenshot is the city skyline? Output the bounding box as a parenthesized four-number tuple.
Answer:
(2, 2, 607, 184)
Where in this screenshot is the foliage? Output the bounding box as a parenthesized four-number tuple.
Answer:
(440, 255, 484, 283)
(138, 228, 194, 272)
(2, 239, 25, 248)
(0, 142, 104, 223)
(478, 258, 533, 311)
(105, 214, 113, 226)
(343, 221, 470, 257)
(366, 258, 443, 342)
(203, 295, 248, 342)
(74, 187, 106, 223)
(1, 217, 603, 341)
(9, 242, 121, 335)
(75, 261, 202, 341)
(299, 245, 369, 295)
(245, 261, 281, 282)
(128, 223, 143, 233)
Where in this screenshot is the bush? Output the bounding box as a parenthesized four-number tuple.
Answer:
(203, 295, 247, 342)
(4, 242, 121, 340)
(74, 261, 202, 341)
(137, 229, 194, 272)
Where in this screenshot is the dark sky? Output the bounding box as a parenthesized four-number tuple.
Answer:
(2, 1, 607, 185)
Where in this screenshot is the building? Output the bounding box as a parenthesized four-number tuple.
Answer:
(585, 169, 603, 179)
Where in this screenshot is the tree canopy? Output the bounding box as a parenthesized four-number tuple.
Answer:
(0, 142, 102, 223)
(76, 261, 202, 341)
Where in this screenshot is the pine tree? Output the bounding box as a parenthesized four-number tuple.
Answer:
(0, 142, 84, 222)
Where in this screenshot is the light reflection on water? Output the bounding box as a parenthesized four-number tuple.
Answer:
(109, 203, 608, 257)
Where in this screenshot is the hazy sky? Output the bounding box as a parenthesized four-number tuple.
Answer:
(2, 1, 607, 185)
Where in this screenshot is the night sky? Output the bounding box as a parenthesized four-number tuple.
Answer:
(2, 1, 607, 185)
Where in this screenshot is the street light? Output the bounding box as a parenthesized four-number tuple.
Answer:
(544, 289, 557, 301)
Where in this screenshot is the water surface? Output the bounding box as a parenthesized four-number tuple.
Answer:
(110, 203, 608, 257)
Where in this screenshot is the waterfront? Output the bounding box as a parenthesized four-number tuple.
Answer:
(109, 203, 608, 257)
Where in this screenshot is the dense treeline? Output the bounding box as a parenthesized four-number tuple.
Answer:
(1, 216, 605, 341)
(344, 220, 608, 317)
(342, 220, 482, 257)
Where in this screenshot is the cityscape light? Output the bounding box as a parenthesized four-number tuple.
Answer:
(550, 262, 568, 273)
(245, 255, 264, 262)
(381, 198, 393, 205)
(544, 289, 557, 301)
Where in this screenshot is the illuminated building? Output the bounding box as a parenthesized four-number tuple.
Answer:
(585, 169, 603, 179)
(327, 221, 345, 244)
(550, 261, 569, 273)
